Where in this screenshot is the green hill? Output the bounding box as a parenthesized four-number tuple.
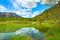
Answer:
(31, 2, 60, 40)
(33, 2, 60, 22)
(0, 12, 32, 21)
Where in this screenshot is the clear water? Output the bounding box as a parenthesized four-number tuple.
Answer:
(0, 27, 44, 40)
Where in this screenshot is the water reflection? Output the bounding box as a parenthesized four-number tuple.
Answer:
(0, 27, 44, 40)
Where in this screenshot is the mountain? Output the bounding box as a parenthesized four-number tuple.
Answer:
(0, 12, 21, 18)
(0, 1, 60, 22)
(0, 12, 32, 21)
(32, 2, 60, 22)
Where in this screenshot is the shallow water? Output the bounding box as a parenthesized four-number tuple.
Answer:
(0, 27, 44, 40)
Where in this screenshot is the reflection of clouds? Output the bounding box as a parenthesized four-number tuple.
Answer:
(0, 28, 44, 40)
(15, 27, 44, 40)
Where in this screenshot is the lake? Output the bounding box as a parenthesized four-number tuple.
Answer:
(0, 27, 44, 40)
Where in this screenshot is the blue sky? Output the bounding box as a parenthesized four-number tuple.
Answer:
(0, 0, 59, 18)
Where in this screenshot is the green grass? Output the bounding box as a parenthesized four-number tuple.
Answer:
(10, 35, 33, 40)
(0, 21, 31, 32)
(0, 20, 60, 40)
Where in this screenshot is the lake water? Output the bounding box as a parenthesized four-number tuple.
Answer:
(0, 27, 44, 40)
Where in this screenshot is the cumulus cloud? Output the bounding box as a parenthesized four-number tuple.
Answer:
(10, 0, 60, 18)
(15, 10, 40, 18)
(11, 0, 60, 10)
(15, 9, 32, 18)
(0, 5, 8, 12)
(11, 0, 60, 9)
(11, 0, 40, 9)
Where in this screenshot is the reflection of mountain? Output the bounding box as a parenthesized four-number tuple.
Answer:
(32, 2, 60, 22)
(0, 12, 21, 17)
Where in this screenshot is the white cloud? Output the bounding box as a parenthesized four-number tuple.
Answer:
(39, 0, 60, 5)
(39, 0, 48, 4)
(31, 11, 40, 18)
(0, 5, 8, 12)
(11, 0, 60, 9)
(15, 10, 32, 18)
(10, 0, 60, 18)
(11, 0, 40, 9)
(11, 0, 20, 9)
(15, 10, 41, 18)
(1, 0, 59, 18)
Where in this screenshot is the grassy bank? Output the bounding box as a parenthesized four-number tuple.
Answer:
(0, 20, 60, 40)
